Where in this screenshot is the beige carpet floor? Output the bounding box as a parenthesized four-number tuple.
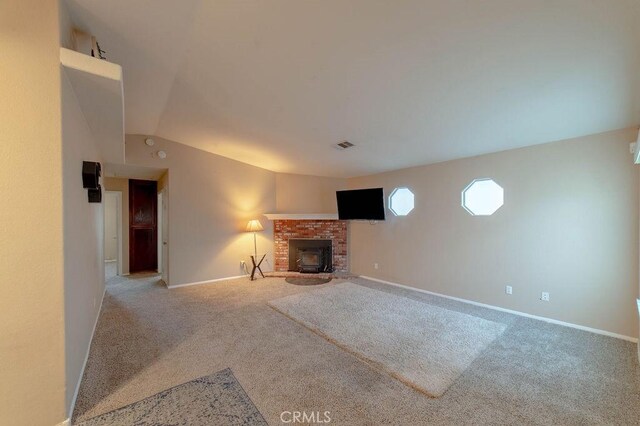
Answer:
(269, 282, 507, 397)
(73, 273, 640, 425)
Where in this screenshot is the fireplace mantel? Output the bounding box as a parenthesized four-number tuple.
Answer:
(264, 213, 339, 220)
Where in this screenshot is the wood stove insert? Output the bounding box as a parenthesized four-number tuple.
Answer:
(288, 239, 332, 273)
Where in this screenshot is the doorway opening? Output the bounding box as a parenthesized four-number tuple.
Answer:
(102, 163, 168, 283)
(129, 179, 158, 273)
(104, 191, 122, 281)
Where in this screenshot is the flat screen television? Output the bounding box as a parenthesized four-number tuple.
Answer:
(336, 188, 385, 221)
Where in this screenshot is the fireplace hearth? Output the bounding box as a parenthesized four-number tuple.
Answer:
(289, 239, 332, 273)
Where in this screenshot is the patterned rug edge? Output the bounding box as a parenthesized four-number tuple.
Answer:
(74, 368, 268, 426)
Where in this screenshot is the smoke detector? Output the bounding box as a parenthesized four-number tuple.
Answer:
(334, 141, 355, 150)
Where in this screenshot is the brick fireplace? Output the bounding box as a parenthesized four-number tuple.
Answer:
(273, 220, 348, 272)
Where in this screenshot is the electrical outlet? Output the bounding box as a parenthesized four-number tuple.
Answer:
(240, 260, 246, 267)
(505, 285, 513, 295)
(374, 263, 379, 270)
(541, 292, 550, 302)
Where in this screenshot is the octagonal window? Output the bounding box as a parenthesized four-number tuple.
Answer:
(389, 187, 414, 216)
(462, 179, 503, 216)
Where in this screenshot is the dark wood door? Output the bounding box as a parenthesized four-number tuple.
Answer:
(129, 179, 157, 273)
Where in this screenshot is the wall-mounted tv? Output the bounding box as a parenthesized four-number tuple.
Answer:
(336, 188, 385, 221)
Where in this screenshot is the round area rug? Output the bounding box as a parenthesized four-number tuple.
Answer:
(285, 277, 332, 286)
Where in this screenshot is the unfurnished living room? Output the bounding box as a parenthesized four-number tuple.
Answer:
(3, 1, 640, 425)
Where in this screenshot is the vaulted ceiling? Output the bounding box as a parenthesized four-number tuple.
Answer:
(65, 0, 640, 177)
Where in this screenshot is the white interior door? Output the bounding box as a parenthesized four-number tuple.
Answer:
(104, 191, 122, 276)
(104, 193, 118, 261)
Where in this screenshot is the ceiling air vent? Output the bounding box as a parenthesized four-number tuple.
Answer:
(334, 141, 355, 150)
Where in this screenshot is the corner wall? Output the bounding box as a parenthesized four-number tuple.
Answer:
(61, 70, 105, 417)
(275, 173, 347, 213)
(348, 128, 639, 339)
(0, 1, 67, 424)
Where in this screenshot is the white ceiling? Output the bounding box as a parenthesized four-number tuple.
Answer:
(65, 0, 640, 178)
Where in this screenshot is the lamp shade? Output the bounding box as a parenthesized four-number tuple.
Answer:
(246, 219, 264, 232)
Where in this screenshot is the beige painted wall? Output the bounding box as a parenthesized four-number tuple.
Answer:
(275, 173, 347, 213)
(0, 1, 66, 424)
(61, 70, 105, 416)
(104, 177, 130, 274)
(158, 171, 168, 192)
(58, 0, 73, 49)
(348, 128, 639, 339)
(125, 135, 277, 286)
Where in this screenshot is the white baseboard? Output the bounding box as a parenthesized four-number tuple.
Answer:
(359, 275, 638, 343)
(56, 418, 71, 426)
(67, 286, 106, 419)
(169, 274, 249, 289)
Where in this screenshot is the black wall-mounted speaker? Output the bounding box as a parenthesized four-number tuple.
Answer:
(82, 161, 101, 189)
(88, 184, 102, 203)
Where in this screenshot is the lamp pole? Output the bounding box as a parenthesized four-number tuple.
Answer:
(253, 231, 258, 259)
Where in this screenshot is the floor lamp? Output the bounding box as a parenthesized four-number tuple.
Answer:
(246, 219, 265, 280)
(246, 219, 264, 258)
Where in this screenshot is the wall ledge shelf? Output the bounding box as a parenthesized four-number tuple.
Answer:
(60, 47, 125, 164)
(264, 213, 339, 221)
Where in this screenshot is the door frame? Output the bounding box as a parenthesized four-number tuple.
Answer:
(104, 190, 123, 276)
(159, 187, 169, 286)
(157, 190, 163, 274)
